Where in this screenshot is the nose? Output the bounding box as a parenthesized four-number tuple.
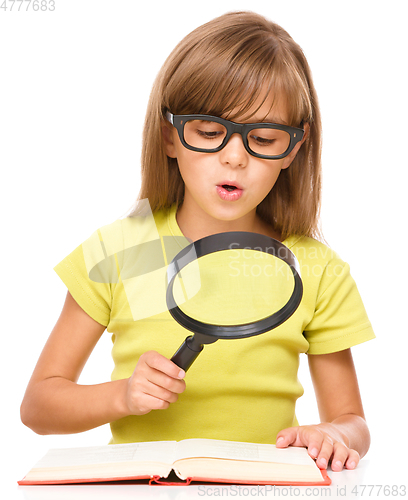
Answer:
(219, 132, 248, 168)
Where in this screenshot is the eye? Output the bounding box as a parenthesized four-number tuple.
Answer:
(188, 120, 226, 140)
(196, 129, 224, 139)
(184, 119, 227, 148)
(249, 134, 276, 146)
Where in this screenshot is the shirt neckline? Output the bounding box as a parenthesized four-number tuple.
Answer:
(166, 204, 302, 249)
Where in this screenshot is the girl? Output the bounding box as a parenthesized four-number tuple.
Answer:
(20, 11, 375, 473)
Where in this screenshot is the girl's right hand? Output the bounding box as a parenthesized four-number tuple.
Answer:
(125, 351, 186, 415)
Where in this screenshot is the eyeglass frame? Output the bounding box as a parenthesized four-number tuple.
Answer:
(165, 110, 305, 160)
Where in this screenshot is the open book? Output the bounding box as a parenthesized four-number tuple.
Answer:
(18, 438, 330, 486)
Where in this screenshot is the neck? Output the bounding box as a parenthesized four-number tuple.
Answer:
(176, 203, 281, 242)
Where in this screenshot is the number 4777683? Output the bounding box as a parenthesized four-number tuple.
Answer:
(0, 1, 56, 12)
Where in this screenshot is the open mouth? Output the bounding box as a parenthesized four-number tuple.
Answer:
(222, 184, 237, 192)
(216, 183, 243, 201)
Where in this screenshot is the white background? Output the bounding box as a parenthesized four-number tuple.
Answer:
(1, 0, 407, 498)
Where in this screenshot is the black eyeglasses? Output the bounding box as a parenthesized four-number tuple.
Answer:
(166, 111, 304, 160)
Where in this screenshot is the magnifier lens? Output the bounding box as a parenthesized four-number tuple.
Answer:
(173, 250, 295, 326)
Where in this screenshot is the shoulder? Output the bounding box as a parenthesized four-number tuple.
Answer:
(285, 235, 353, 298)
(86, 205, 174, 251)
(286, 235, 342, 268)
(80, 205, 190, 283)
(289, 237, 375, 353)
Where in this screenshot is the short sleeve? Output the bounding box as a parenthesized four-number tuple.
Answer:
(54, 235, 112, 327)
(304, 257, 375, 354)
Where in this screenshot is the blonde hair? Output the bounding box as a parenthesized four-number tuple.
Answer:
(132, 11, 322, 240)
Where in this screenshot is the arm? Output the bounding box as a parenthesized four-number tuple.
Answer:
(20, 292, 185, 435)
(276, 349, 370, 470)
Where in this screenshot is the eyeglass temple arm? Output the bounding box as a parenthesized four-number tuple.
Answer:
(165, 111, 174, 124)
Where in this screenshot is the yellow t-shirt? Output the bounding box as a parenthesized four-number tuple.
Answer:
(54, 204, 375, 444)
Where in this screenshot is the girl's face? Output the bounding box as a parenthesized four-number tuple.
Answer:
(163, 92, 306, 238)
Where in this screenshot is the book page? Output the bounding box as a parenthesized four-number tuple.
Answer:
(175, 439, 315, 466)
(33, 441, 177, 469)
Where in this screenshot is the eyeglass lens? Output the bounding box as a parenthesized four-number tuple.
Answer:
(183, 119, 291, 156)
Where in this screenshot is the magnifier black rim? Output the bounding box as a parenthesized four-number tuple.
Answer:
(166, 232, 303, 339)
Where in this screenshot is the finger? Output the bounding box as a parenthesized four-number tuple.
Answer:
(143, 379, 180, 404)
(315, 436, 334, 469)
(137, 392, 171, 412)
(276, 427, 299, 448)
(301, 429, 326, 460)
(144, 366, 186, 394)
(126, 383, 174, 415)
(143, 351, 186, 380)
(330, 442, 351, 472)
(345, 450, 360, 470)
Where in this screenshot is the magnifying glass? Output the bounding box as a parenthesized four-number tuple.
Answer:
(166, 232, 303, 371)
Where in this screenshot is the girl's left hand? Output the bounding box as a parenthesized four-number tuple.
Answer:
(276, 423, 360, 471)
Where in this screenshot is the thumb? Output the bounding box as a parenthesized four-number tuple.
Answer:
(276, 427, 299, 448)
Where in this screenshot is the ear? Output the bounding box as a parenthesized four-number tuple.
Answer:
(161, 120, 178, 158)
(281, 122, 310, 169)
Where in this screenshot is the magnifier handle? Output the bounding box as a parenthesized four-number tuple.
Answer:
(171, 335, 204, 372)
